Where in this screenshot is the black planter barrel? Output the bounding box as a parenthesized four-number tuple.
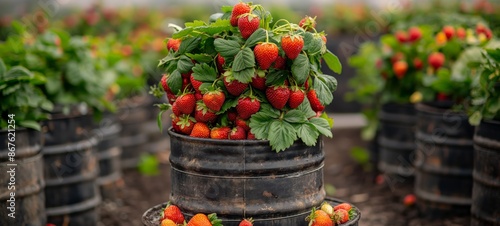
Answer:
(0, 129, 45, 226)
(143, 120, 170, 155)
(168, 129, 325, 226)
(471, 120, 500, 225)
(414, 103, 474, 217)
(94, 113, 122, 200)
(142, 197, 360, 226)
(117, 97, 152, 169)
(42, 109, 101, 226)
(378, 103, 416, 179)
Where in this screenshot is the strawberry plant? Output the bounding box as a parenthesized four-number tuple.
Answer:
(151, 2, 341, 152)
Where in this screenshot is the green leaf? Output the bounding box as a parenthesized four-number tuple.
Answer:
(309, 117, 333, 138)
(308, 37, 323, 55)
(185, 20, 206, 27)
(297, 98, 316, 118)
(186, 53, 213, 63)
(178, 37, 201, 55)
(221, 5, 233, 13)
(138, 154, 160, 176)
(220, 98, 238, 114)
(266, 69, 289, 86)
(320, 112, 334, 128)
(158, 54, 176, 67)
(0, 58, 6, 78)
(291, 54, 310, 85)
(4, 66, 33, 81)
(313, 76, 334, 106)
(192, 63, 218, 83)
(268, 120, 297, 152)
(284, 109, 308, 123)
(18, 120, 41, 131)
(233, 68, 254, 83)
(302, 32, 314, 51)
(244, 28, 267, 48)
(319, 74, 338, 92)
(297, 123, 319, 146)
(214, 39, 241, 58)
(233, 47, 255, 72)
(323, 50, 342, 74)
(167, 70, 183, 94)
(157, 110, 165, 133)
(177, 55, 194, 73)
(350, 147, 370, 165)
(249, 111, 273, 140)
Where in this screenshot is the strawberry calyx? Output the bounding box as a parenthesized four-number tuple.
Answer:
(208, 213, 223, 226)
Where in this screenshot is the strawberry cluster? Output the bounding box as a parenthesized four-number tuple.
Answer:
(151, 2, 341, 152)
(160, 203, 223, 226)
(307, 202, 355, 226)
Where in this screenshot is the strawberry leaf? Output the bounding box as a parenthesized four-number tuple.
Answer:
(249, 111, 273, 140)
(157, 110, 165, 133)
(221, 5, 233, 13)
(233, 68, 254, 83)
(192, 63, 218, 82)
(296, 123, 320, 146)
(167, 70, 182, 95)
(186, 53, 213, 63)
(233, 47, 255, 72)
(244, 28, 267, 48)
(268, 120, 297, 152)
(199, 83, 213, 93)
(323, 50, 342, 74)
(297, 98, 316, 118)
(266, 69, 289, 86)
(177, 55, 194, 73)
(284, 109, 308, 123)
(302, 32, 314, 51)
(158, 54, 176, 67)
(291, 54, 310, 85)
(178, 37, 201, 55)
(309, 117, 333, 138)
(320, 112, 334, 128)
(214, 39, 241, 59)
(313, 76, 334, 106)
(185, 20, 206, 27)
(307, 37, 323, 55)
(319, 74, 338, 92)
(219, 98, 238, 114)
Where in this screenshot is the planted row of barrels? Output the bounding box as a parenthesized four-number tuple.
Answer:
(377, 102, 500, 224)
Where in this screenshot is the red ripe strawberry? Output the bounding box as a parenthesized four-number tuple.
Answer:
(182, 77, 191, 91)
(224, 78, 248, 96)
(230, 2, 251, 27)
(235, 118, 250, 132)
(266, 85, 290, 110)
(273, 55, 286, 69)
(190, 122, 210, 138)
(194, 92, 203, 101)
(251, 73, 266, 90)
(404, 194, 416, 206)
(428, 52, 445, 70)
(299, 16, 316, 30)
(187, 213, 210, 226)
(166, 92, 176, 104)
(393, 61, 408, 79)
(195, 102, 218, 123)
(167, 38, 181, 52)
(413, 58, 423, 70)
(190, 74, 203, 92)
(238, 14, 260, 39)
(176, 116, 196, 135)
(308, 209, 333, 226)
(171, 116, 181, 133)
(161, 74, 171, 93)
(210, 126, 231, 139)
(182, 71, 192, 79)
(442, 26, 455, 40)
(391, 52, 405, 64)
(307, 89, 325, 112)
(239, 218, 253, 226)
(247, 131, 256, 140)
(229, 126, 246, 140)
(456, 27, 466, 39)
(216, 53, 226, 72)
(227, 110, 237, 122)
(203, 90, 225, 112)
(395, 30, 408, 43)
(281, 35, 304, 60)
(176, 93, 196, 115)
(334, 203, 352, 212)
(254, 42, 279, 70)
(161, 219, 177, 226)
(333, 209, 349, 225)
(172, 102, 182, 117)
(236, 97, 260, 120)
(436, 92, 449, 101)
(288, 87, 305, 109)
(162, 204, 185, 224)
(408, 27, 422, 42)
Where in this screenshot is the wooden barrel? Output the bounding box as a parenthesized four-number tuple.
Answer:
(143, 120, 170, 155)
(42, 110, 101, 226)
(471, 119, 500, 225)
(378, 103, 416, 179)
(167, 129, 325, 226)
(93, 113, 122, 200)
(414, 103, 474, 217)
(0, 128, 46, 226)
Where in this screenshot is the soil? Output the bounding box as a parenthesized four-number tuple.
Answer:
(98, 127, 470, 226)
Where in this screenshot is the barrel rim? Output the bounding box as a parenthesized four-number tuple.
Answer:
(45, 193, 101, 216)
(416, 103, 466, 115)
(42, 137, 98, 154)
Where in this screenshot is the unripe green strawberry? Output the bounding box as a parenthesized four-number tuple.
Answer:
(288, 87, 305, 109)
(320, 202, 334, 216)
(299, 16, 316, 31)
(236, 97, 260, 120)
(229, 126, 246, 140)
(238, 14, 260, 39)
(210, 126, 231, 139)
(203, 90, 225, 112)
(194, 102, 218, 123)
(307, 89, 324, 112)
(224, 78, 248, 96)
(254, 42, 279, 70)
(190, 122, 210, 138)
(230, 2, 251, 27)
(166, 38, 181, 51)
(175, 93, 196, 115)
(266, 85, 290, 110)
(281, 34, 304, 60)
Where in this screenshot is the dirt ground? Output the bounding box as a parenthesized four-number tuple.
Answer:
(98, 127, 470, 226)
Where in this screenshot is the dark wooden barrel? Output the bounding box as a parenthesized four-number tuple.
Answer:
(143, 120, 170, 155)
(167, 128, 325, 226)
(117, 97, 152, 169)
(414, 103, 474, 217)
(42, 109, 101, 226)
(378, 103, 416, 179)
(93, 113, 122, 200)
(0, 128, 46, 226)
(471, 119, 500, 226)
(142, 197, 360, 226)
